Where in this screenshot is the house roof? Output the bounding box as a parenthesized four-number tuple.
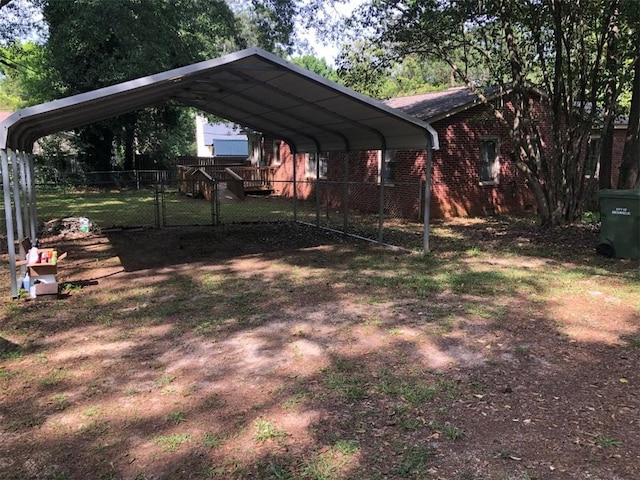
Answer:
(212, 139, 248, 157)
(0, 47, 438, 153)
(385, 86, 500, 123)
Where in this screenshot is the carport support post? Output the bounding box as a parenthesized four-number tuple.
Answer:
(1, 149, 19, 298)
(11, 150, 25, 246)
(377, 149, 387, 243)
(422, 135, 433, 254)
(343, 151, 349, 232)
(292, 147, 298, 221)
(26, 153, 38, 241)
(315, 151, 320, 227)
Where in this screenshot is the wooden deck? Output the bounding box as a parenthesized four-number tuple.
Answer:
(176, 164, 276, 200)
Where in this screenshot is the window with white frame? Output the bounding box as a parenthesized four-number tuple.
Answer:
(305, 152, 328, 178)
(479, 139, 500, 184)
(271, 140, 281, 165)
(378, 150, 396, 184)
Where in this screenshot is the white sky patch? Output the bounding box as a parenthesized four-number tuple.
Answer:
(297, 0, 362, 65)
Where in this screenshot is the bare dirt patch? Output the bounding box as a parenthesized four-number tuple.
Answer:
(0, 219, 639, 479)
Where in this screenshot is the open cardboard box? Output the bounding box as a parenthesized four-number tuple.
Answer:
(32, 274, 58, 295)
(17, 237, 67, 278)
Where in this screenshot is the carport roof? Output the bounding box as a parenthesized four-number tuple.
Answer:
(0, 47, 439, 153)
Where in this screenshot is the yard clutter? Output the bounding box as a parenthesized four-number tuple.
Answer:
(42, 216, 93, 237)
(19, 237, 67, 298)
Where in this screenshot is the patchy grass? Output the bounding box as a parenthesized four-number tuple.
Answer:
(0, 219, 639, 479)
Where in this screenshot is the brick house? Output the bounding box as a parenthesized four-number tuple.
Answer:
(264, 87, 627, 219)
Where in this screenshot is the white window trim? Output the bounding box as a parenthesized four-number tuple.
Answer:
(271, 140, 281, 166)
(377, 150, 395, 185)
(479, 138, 500, 186)
(305, 152, 328, 179)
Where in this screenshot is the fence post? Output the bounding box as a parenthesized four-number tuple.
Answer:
(154, 182, 161, 228)
(26, 153, 37, 240)
(423, 136, 433, 254)
(315, 151, 320, 227)
(211, 180, 219, 225)
(343, 151, 349, 233)
(377, 149, 387, 243)
(292, 148, 298, 221)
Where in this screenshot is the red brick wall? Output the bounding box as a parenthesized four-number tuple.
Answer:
(270, 105, 536, 219)
(261, 97, 629, 220)
(429, 103, 536, 218)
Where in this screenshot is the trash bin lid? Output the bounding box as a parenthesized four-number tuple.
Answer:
(598, 189, 640, 199)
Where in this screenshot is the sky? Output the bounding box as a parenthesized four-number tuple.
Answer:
(299, 0, 362, 65)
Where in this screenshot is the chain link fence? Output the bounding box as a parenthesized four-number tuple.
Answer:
(21, 168, 427, 250)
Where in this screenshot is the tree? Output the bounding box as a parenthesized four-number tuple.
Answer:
(0, 0, 43, 47)
(290, 54, 339, 82)
(227, 0, 299, 56)
(617, 54, 640, 188)
(0, 41, 54, 108)
(356, 0, 631, 226)
(39, 0, 243, 170)
(336, 44, 459, 99)
(615, 0, 640, 189)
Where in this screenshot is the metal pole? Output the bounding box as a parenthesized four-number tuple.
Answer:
(343, 151, 349, 233)
(154, 182, 161, 228)
(292, 145, 298, 221)
(2, 149, 18, 297)
(26, 152, 37, 240)
(11, 150, 25, 244)
(377, 149, 387, 243)
(315, 151, 320, 227)
(212, 180, 219, 225)
(18, 152, 30, 239)
(423, 135, 433, 254)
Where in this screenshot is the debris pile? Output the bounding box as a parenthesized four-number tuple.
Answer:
(41, 217, 93, 237)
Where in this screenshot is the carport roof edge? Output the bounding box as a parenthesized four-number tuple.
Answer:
(0, 47, 439, 153)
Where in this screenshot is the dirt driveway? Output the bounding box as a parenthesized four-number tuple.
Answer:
(0, 219, 639, 479)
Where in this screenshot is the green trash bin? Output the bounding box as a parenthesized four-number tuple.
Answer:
(597, 189, 640, 259)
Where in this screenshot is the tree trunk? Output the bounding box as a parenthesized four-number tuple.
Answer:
(599, 5, 620, 190)
(617, 55, 640, 189)
(123, 116, 136, 171)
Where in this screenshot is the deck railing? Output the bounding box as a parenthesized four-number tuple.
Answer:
(176, 165, 277, 200)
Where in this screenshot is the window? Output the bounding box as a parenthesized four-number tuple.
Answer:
(305, 152, 328, 178)
(378, 150, 396, 184)
(479, 139, 499, 184)
(271, 140, 281, 166)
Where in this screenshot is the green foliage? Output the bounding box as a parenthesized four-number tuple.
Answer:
(337, 45, 456, 99)
(0, 0, 43, 47)
(352, 0, 638, 226)
(290, 54, 339, 82)
(253, 419, 287, 441)
(36, 0, 242, 171)
(0, 41, 53, 108)
(236, 0, 297, 56)
(154, 433, 191, 452)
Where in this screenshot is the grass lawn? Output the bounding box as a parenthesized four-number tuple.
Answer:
(33, 188, 327, 229)
(30, 188, 425, 249)
(0, 210, 639, 479)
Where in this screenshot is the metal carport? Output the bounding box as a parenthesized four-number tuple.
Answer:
(0, 47, 439, 297)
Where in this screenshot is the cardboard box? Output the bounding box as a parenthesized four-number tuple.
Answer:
(29, 249, 57, 275)
(17, 238, 67, 298)
(26, 248, 67, 277)
(33, 274, 58, 295)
